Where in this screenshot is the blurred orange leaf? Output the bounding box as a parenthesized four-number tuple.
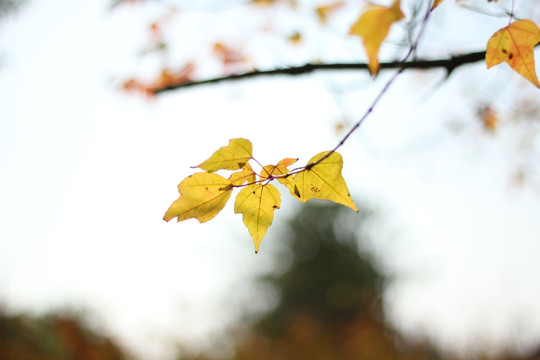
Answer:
(478, 105, 499, 132)
(288, 31, 303, 44)
(348, 0, 405, 76)
(250, 0, 296, 6)
(213, 42, 250, 73)
(121, 62, 194, 95)
(430, 0, 445, 11)
(316, 1, 344, 24)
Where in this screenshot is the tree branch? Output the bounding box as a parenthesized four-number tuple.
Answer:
(154, 50, 486, 94)
(303, 0, 434, 170)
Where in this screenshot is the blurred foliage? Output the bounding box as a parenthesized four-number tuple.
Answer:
(175, 203, 443, 360)
(0, 0, 25, 17)
(177, 203, 540, 360)
(227, 203, 442, 360)
(1, 210, 540, 360)
(252, 204, 382, 336)
(0, 310, 128, 360)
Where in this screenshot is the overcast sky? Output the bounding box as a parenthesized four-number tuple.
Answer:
(1, 0, 540, 359)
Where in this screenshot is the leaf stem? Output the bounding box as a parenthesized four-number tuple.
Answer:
(250, 156, 265, 172)
(509, 0, 515, 24)
(304, 0, 434, 169)
(459, 4, 512, 18)
(230, 0, 435, 188)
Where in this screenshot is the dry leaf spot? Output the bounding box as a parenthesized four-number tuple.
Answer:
(501, 49, 513, 60)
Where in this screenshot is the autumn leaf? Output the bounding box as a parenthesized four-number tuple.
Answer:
(261, 157, 298, 192)
(486, 19, 540, 88)
(316, 1, 344, 24)
(165, 138, 359, 253)
(261, 157, 297, 178)
(250, 0, 297, 7)
(212, 42, 251, 73)
(264, 157, 298, 177)
(478, 105, 499, 132)
(250, 0, 277, 5)
(348, 0, 404, 76)
(234, 183, 281, 253)
(121, 63, 194, 96)
(430, 0, 444, 11)
(293, 151, 358, 212)
(229, 163, 257, 186)
(197, 138, 253, 172)
(287, 31, 303, 45)
(163, 172, 233, 223)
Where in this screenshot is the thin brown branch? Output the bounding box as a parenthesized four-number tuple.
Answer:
(154, 50, 486, 94)
(304, 0, 434, 170)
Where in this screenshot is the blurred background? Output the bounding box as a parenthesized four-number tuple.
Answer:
(2, 0, 540, 359)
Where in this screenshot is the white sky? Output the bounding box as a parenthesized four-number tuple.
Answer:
(1, 0, 540, 359)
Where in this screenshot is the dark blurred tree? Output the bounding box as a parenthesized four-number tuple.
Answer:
(228, 203, 442, 360)
(175, 203, 442, 360)
(0, 0, 25, 17)
(0, 310, 127, 360)
(173, 203, 540, 360)
(252, 204, 383, 336)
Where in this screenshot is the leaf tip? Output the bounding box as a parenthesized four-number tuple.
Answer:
(163, 209, 175, 222)
(430, 0, 444, 11)
(253, 240, 262, 253)
(369, 65, 380, 77)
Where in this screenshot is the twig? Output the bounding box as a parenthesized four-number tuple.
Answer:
(304, 0, 435, 169)
(153, 51, 486, 94)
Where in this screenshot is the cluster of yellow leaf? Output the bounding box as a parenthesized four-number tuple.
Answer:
(348, 0, 540, 88)
(164, 138, 358, 253)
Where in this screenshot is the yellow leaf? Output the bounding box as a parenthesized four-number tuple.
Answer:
(486, 19, 540, 88)
(163, 172, 233, 223)
(478, 105, 499, 132)
(293, 151, 358, 212)
(234, 183, 281, 253)
(316, 1, 344, 24)
(197, 138, 253, 172)
(229, 163, 257, 186)
(287, 31, 303, 45)
(348, 0, 404, 76)
(430, 0, 444, 11)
